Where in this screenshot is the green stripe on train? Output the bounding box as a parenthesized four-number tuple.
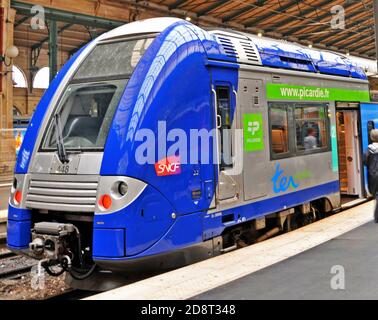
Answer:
(266, 83, 370, 102)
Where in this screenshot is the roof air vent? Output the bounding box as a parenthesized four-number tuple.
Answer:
(210, 31, 262, 65)
(239, 40, 261, 64)
(217, 35, 239, 59)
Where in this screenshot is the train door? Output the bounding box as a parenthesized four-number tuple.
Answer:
(360, 103, 378, 195)
(210, 68, 239, 203)
(336, 103, 363, 199)
(240, 78, 267, 201)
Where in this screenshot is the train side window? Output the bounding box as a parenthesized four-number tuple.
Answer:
(269, 107, 290, 156)
(295, 105, 329, 153)
(368, 121, 375, 144)
(216, 86, 233, 170)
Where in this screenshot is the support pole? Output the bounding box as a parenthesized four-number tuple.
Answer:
(0, 0, 16, 183)
(48, 19, 58, 83)
(0, 7, 4, 94)
(373, 0, 378, 71)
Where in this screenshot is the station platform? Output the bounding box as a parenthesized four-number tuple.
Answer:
(87, 200, 375, 300)
(195, 220, 378, 300)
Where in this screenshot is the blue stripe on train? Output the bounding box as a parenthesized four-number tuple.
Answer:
(203, 180, 340, 240)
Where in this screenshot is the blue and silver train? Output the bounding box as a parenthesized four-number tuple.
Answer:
(7, 18, 378, 287)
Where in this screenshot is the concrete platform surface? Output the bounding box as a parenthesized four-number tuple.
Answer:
(87, 201, 374, 300)
(195, 221, 378, 300)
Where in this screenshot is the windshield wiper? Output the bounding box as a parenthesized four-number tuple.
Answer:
(54, 113, 69, 164)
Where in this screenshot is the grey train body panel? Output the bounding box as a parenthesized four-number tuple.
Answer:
(211, 65, 370, 214)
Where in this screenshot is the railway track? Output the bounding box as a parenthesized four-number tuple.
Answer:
(0, 249, 14, 260)
(47, 289, 95, 300)
(0, 247, 96, 300)
(0, 217, 6, 246)
(0, 251, 37, 280)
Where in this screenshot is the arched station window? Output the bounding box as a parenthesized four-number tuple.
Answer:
(33, 67, 50, 89)
(12, 65, 27, 88)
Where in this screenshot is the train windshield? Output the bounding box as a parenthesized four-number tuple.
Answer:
(73, 37, 155, 82)
(42, 80, 126, 151)
(41, 37, 156, 152)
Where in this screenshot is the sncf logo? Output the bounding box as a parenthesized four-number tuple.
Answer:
(154, 156, 181, 177)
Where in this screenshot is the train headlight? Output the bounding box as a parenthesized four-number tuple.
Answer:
(118, 182, 128, 196)
(95, 177, 147, 214)
(14, 190, 22, 205)
(10, 175, 25, 208)
(99, 194, 112, 210)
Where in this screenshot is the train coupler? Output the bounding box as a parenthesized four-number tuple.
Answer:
(29, 222, 77, 262)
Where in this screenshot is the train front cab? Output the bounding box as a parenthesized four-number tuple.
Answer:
(6, 19, 234, 279)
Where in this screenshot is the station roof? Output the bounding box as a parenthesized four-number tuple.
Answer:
(151, 0, 376, 59)
(11, 0, 377, 59)
(14, 18, 110, 54)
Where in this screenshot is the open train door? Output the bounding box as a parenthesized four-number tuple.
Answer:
(209, 66, 240, 205)
(360, 103, 378, 196)
(336, 104, 363, 198)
